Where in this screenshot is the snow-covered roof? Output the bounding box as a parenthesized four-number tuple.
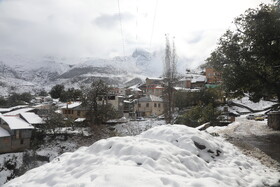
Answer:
(74, 118, 86, 122)
(0, 126, 10, 137)
(0, 105, 29, 114)
(130, 87, 142, 92)
(155, 85, 163, 89)
(9, 105, 29, 110)
(124, 100, 134, 104)
(128, 84, 142, 92)
(0, 108, 11, 113)
(146, 77, 163, 80)
(4, 108, 35, 116)
(61, 102, 82, 109)
(178, 78, 191, 81)
(0, 114, 34, 130)
(191, 75, 207, 83)
(174, 87, 200, 92)
(20, 112, 45, 125)
(138, 95, 163, 102)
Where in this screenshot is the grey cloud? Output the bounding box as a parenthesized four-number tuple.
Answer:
(94, 12, 134, 29)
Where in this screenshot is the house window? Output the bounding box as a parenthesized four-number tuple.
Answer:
(146, 103, 149, 107)
(154, 103, 157, 107)
(77, 111, 81, 116)
(108, 96, 116, 100)
(158, 103, 161, 108)
(20, 139, 24, 144)
(138, 104, 141, 107)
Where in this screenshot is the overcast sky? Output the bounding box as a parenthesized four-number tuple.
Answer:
(0, 0, 272, 68)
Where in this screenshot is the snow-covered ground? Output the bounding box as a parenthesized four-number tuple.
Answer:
(0, 153, 24, 185)
(232, 97, 277, 111)
(0, 120, 160, 185)
(207, 115, 280, 168)
(114, 119, 166, 136)
(4, 124, 280, 187)
(206, 115, 278, 137)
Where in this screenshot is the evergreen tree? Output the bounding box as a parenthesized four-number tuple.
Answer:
(207, 3, 280, 102)
(49, 84, 65, 99)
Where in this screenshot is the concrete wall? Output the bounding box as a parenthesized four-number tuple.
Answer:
(135, 102, 163, 117)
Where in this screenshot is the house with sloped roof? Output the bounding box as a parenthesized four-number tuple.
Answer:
(19, 112, 45, 126)
(145, 77, 164, 97)
(0, 114, 34, 153)
(61, 102, 85, 119)
(135, 95, 164, 117)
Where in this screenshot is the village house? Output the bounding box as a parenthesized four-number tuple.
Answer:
(61, 102, 88, 120)
(19, 112, 45, 127)
(0, 114, 34, 153)
(109, 87, 126, 96)
(205, 67, 222, 85)
(61, 95, 125, 120)
(145, 77, 164, 97)
(177, 78, 192, 89)
(126, 85, 144, 98)
(123, 99, 137, 118)
(135, 95, 164, 117)
(106, 95, 124, 113)
(190, 75, 207, 89)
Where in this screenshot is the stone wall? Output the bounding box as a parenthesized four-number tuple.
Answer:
(268, 111, 280, 130)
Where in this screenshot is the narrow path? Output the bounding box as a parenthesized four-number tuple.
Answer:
(211, 116, 280, 170)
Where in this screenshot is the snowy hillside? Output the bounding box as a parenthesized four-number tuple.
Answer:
(0, 49, 163, 95)
(5, 125, 280, 187)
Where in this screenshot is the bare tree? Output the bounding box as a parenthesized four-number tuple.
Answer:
(163, 35, 178, 124)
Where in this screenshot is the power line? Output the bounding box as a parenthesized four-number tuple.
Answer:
(149, 0, 158, 51)
(117, 0, 125, 56)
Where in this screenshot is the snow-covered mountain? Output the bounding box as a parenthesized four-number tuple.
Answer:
(0, 49, 163, 96)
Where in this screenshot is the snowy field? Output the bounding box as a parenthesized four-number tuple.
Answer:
(4, 125, 280, 187)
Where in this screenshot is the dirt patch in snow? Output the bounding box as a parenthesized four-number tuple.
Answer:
(226, 136, 280, 171)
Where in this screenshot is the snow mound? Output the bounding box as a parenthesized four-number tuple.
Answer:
(5, 125, 280, 187)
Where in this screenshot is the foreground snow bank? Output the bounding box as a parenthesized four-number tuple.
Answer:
(5, 125, 280, 187)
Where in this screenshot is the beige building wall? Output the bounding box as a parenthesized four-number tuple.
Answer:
(62, 109, 87, 119)
(135, 101, 163, 117)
